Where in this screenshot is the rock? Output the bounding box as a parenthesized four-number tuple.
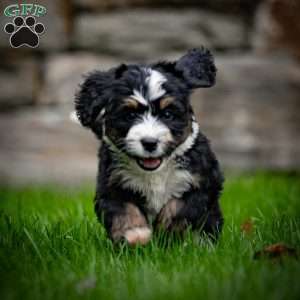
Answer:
(73, 9, 245, 60)
(39, 53, 120, 107)
(73, 0, 142, 10)
(0, 108, 98, 185)
(38, 0, 71, 50)
(0, 0, 71, 50)
(191, 54, 300, 170)
(197, 11, 247, 50)
(0, 56, 38, 110)
(73, 0, 261, 15)
(253, 0, 300, 59)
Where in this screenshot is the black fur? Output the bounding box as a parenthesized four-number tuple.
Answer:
(75, 48, 223, 243)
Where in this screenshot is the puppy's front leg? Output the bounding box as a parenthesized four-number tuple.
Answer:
(154, 192, 223, 239)
(154, 199, 188, 233)
(104, 202, 152, 245)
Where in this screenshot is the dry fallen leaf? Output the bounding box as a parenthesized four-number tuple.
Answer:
(241, 219, 254, 234)
(254, 243, 298, 260)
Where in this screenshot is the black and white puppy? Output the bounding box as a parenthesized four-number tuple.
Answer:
(75, 48, 224, 245)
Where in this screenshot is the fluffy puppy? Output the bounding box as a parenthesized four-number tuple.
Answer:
(75, 48, 224, 245)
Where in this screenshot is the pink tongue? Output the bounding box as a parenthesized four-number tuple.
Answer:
(142, 158, 161, 169)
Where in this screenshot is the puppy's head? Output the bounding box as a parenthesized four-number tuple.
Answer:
(75, 48, 216, 171)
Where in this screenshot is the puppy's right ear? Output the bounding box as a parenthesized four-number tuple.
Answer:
(75, 64, 127, 137)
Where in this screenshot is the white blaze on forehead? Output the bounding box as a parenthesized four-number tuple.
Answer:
(145, 69, 167, 101)
(130, 68, 167, 104)
(131, 90, 148, 106)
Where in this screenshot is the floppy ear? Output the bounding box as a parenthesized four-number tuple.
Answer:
(175, 48, 217, 88)
(75, 64, 127, 137)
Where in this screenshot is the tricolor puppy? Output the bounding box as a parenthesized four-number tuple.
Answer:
(75, 48, 224, 245)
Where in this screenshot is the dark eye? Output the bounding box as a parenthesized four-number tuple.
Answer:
(161, 110, 174, 120)
(126, 111, 137, 121)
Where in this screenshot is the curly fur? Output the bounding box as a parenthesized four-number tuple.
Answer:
(74, 48, 223, 244)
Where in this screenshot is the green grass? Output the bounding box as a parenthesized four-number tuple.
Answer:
(0, 173, 300, 300)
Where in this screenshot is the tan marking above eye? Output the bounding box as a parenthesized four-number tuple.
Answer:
(123, 98, 139, 109)
(159, 96, 175, 110)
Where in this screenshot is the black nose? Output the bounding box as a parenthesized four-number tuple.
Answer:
(141, 138, 158, 152)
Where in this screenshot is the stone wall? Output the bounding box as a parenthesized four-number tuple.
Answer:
(0, 0, 300, 184)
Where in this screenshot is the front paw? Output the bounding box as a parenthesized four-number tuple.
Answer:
(112, 226, 152, 245)
(123, 227, 152, 245)
(155, 199, 187, 232)
(110, 203, 151, 245)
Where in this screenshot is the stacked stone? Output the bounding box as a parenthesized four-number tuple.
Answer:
(0, 0, 300, 183)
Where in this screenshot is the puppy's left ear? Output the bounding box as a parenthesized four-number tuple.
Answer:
(175, 48, 217, 88)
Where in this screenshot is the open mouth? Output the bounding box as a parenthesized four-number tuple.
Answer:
(137, 157, 163, 171)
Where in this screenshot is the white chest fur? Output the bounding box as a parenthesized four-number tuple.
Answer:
(110, 158, 200, 215)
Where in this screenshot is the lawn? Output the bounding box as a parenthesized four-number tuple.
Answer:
(0, 173, 300, 300)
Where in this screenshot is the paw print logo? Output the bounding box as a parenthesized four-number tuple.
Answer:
(4, 16, 45, 48)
